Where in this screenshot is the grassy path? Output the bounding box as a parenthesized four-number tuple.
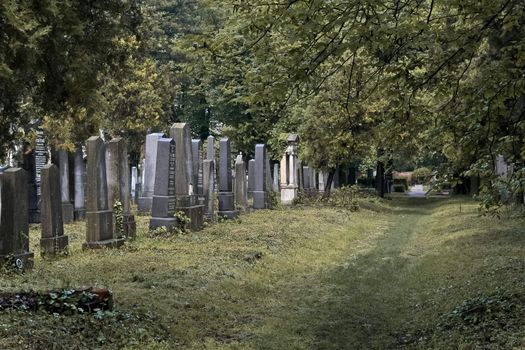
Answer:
(1, 197, 525, 349)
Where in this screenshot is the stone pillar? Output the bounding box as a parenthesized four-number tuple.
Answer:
(40, 164, 69, 255)
(58, 149, 74, 223)
(83, 136, 123, 249)
(253, 144, 268, 209)
(192, 139, 203, 196)
(234, 154, 248, 211)
(303, 166, 311, 190)
(106, 137, 136, 239)
(73, 145, 86, 220)
(170, 123, 204, 230)
(0, 168, 34, 269)
(218, 138, 237, 218)
(131, 166, 137, 203)
(137, 133, 164, 212)
(273, 163, 280, 192)
(203, 159, 215, 220)
(150, 138, 178, 230)
(280, 134, 299, 204)
(206, 135, 215, 161)
(318, 171, 328, 193)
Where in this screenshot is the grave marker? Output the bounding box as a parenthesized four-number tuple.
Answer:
(137, 133, 164, 212)
(218, 138, 237, 218)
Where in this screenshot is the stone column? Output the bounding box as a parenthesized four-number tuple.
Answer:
(253, 144, 268, 209)
(248, 159, 255, 197)
(170, 123, 204, 230)
(273, 163, 280, 192)
(206, 136, 215, 161)
(218, 138, 237, 218)
(192, 139, 203, 196)
(106, 137, 136, 239)
(203, 159, 215, 220)
(137, 133, 164, 212)
(73, 145, 86, 220)
(150, 138, 178, 230)
(83, 136, 123, 249)
(280, 134, 299, 204)
(234, 154, 248, 211)
(58, 149, 74, 223)
(40, 164, 69, 255)
(131, 166, 137, 203)
(0, 168, 34, 269)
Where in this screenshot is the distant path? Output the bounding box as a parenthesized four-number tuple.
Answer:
(406, 184, 427, 197)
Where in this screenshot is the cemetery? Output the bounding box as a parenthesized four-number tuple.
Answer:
(1, 1, 525, 349)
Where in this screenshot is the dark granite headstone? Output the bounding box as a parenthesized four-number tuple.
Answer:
(28, 128, 48, 223)
(218, 138, 237, 219)
(83, 136, 123, 249)
(137, 133, 164, 212)
(40, 164, 69, 255)
(73, 145, 86, 220)
(58, 149, 74, 223)
(106, 137, 136, 239)
(253, 144, 268, 209)
(0, 168, 34, 269)
(170, 123, 204, 230)
(248, 159, 255, 197)
(150, 138, 178, 230)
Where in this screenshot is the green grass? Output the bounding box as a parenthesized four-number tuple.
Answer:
(1, 197, 525, 349)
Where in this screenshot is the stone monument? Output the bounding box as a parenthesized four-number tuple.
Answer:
(137, 132, 164, 212)
(58, 149, 74, 223)
(253, 144, 269, 209)
(73, 145, 86, 220)
(234, 153, 248, 211)
(218, 138, 237, 218)
(280, 134, 300, 204)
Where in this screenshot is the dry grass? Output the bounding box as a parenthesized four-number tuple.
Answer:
(1, 197, 525, 349)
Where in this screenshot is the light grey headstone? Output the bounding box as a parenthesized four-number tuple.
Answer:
(206, 136, 215, 161)
(73, 145, 86, 220)
(253, 144, 268, 209)
(218, 138, 237, 218)
(137, 132, 164, 212)
(273, 163, 280, 192)
(234, 154, 247, 210)
(170, 123, 194, 196)
(248, 159, 255, 194)
(192, 139, 203, 195)
(203, 159, 215, 219)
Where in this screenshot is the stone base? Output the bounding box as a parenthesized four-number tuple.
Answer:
(82, 238, 125, 250)
(74, 208, 86, 221)
(281, 187, 298, 205)
(28, 210, 41, 224)
(40, 235, 69, 256)
(86, 210, 114, 243)
(218, 192, 235, 212)
(252, 191, 268, 209)
(0, 251, 34, 270)
(62, 202, 74, 224)
(149, 217, 179, 231)
(179, 204, 205, 231)
(217, 210, 238, 219)
(137, 196, 153, 213)
(123, 213, 136, 240)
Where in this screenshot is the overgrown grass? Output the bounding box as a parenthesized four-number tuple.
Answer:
(1, 196, 525, 349)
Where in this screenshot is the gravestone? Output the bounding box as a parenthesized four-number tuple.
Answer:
(248, 159, 255, 197)
(234, 154, 248, 210)
(58, 149, 74, 223)
(253, 144, 269, 209)
(150, 138, 178, 230)
(203, 159, 215, 219)
(131, 166, 138, 203)
(0, 168, 34, 269)
(318, 171, 328, 192)
(192, 139, 203, 196)
(273, 164, 280, 192)
(206, 135, 216, 161)
(280, 134, 299, 204)
(40, 164, 69, 255)
(137, 133, 164, 212)
(83, 136, 124, 249)
(266, 157, 273, 194)
(303, 166, 311, 190)
(170, 123, 204, 230)
(73, 145, 86, 220)
(218, 138, 237, 219)
(27, 128, 48, 223)
(106, 137, 136, 239)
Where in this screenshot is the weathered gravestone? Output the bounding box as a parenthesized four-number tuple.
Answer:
(73, 145, 86, 220)
(170, 123, 204, 230)
(192, 139, 204, 197)
(40, 164, 69, 255)
(280, 134, 299, 204)
(106, 137, 136, 239)
(58, 149, 74, 223)
(218, 138, 237, 219)
(203, 159, 215, 220)
(26, 128, 48, 223)
(150, 138, 178, 230)
(83, 136, 124, 249)
(273, 164, 280, 192)
(137, 133, 164, 212)
(234, 153, 248, 211)
(206, 135, 216, 161)
(247, 159, 255, 198)
(0, 168, 34, 269)
(131, 166, 138, 203)
(253, 144, 269, 209)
